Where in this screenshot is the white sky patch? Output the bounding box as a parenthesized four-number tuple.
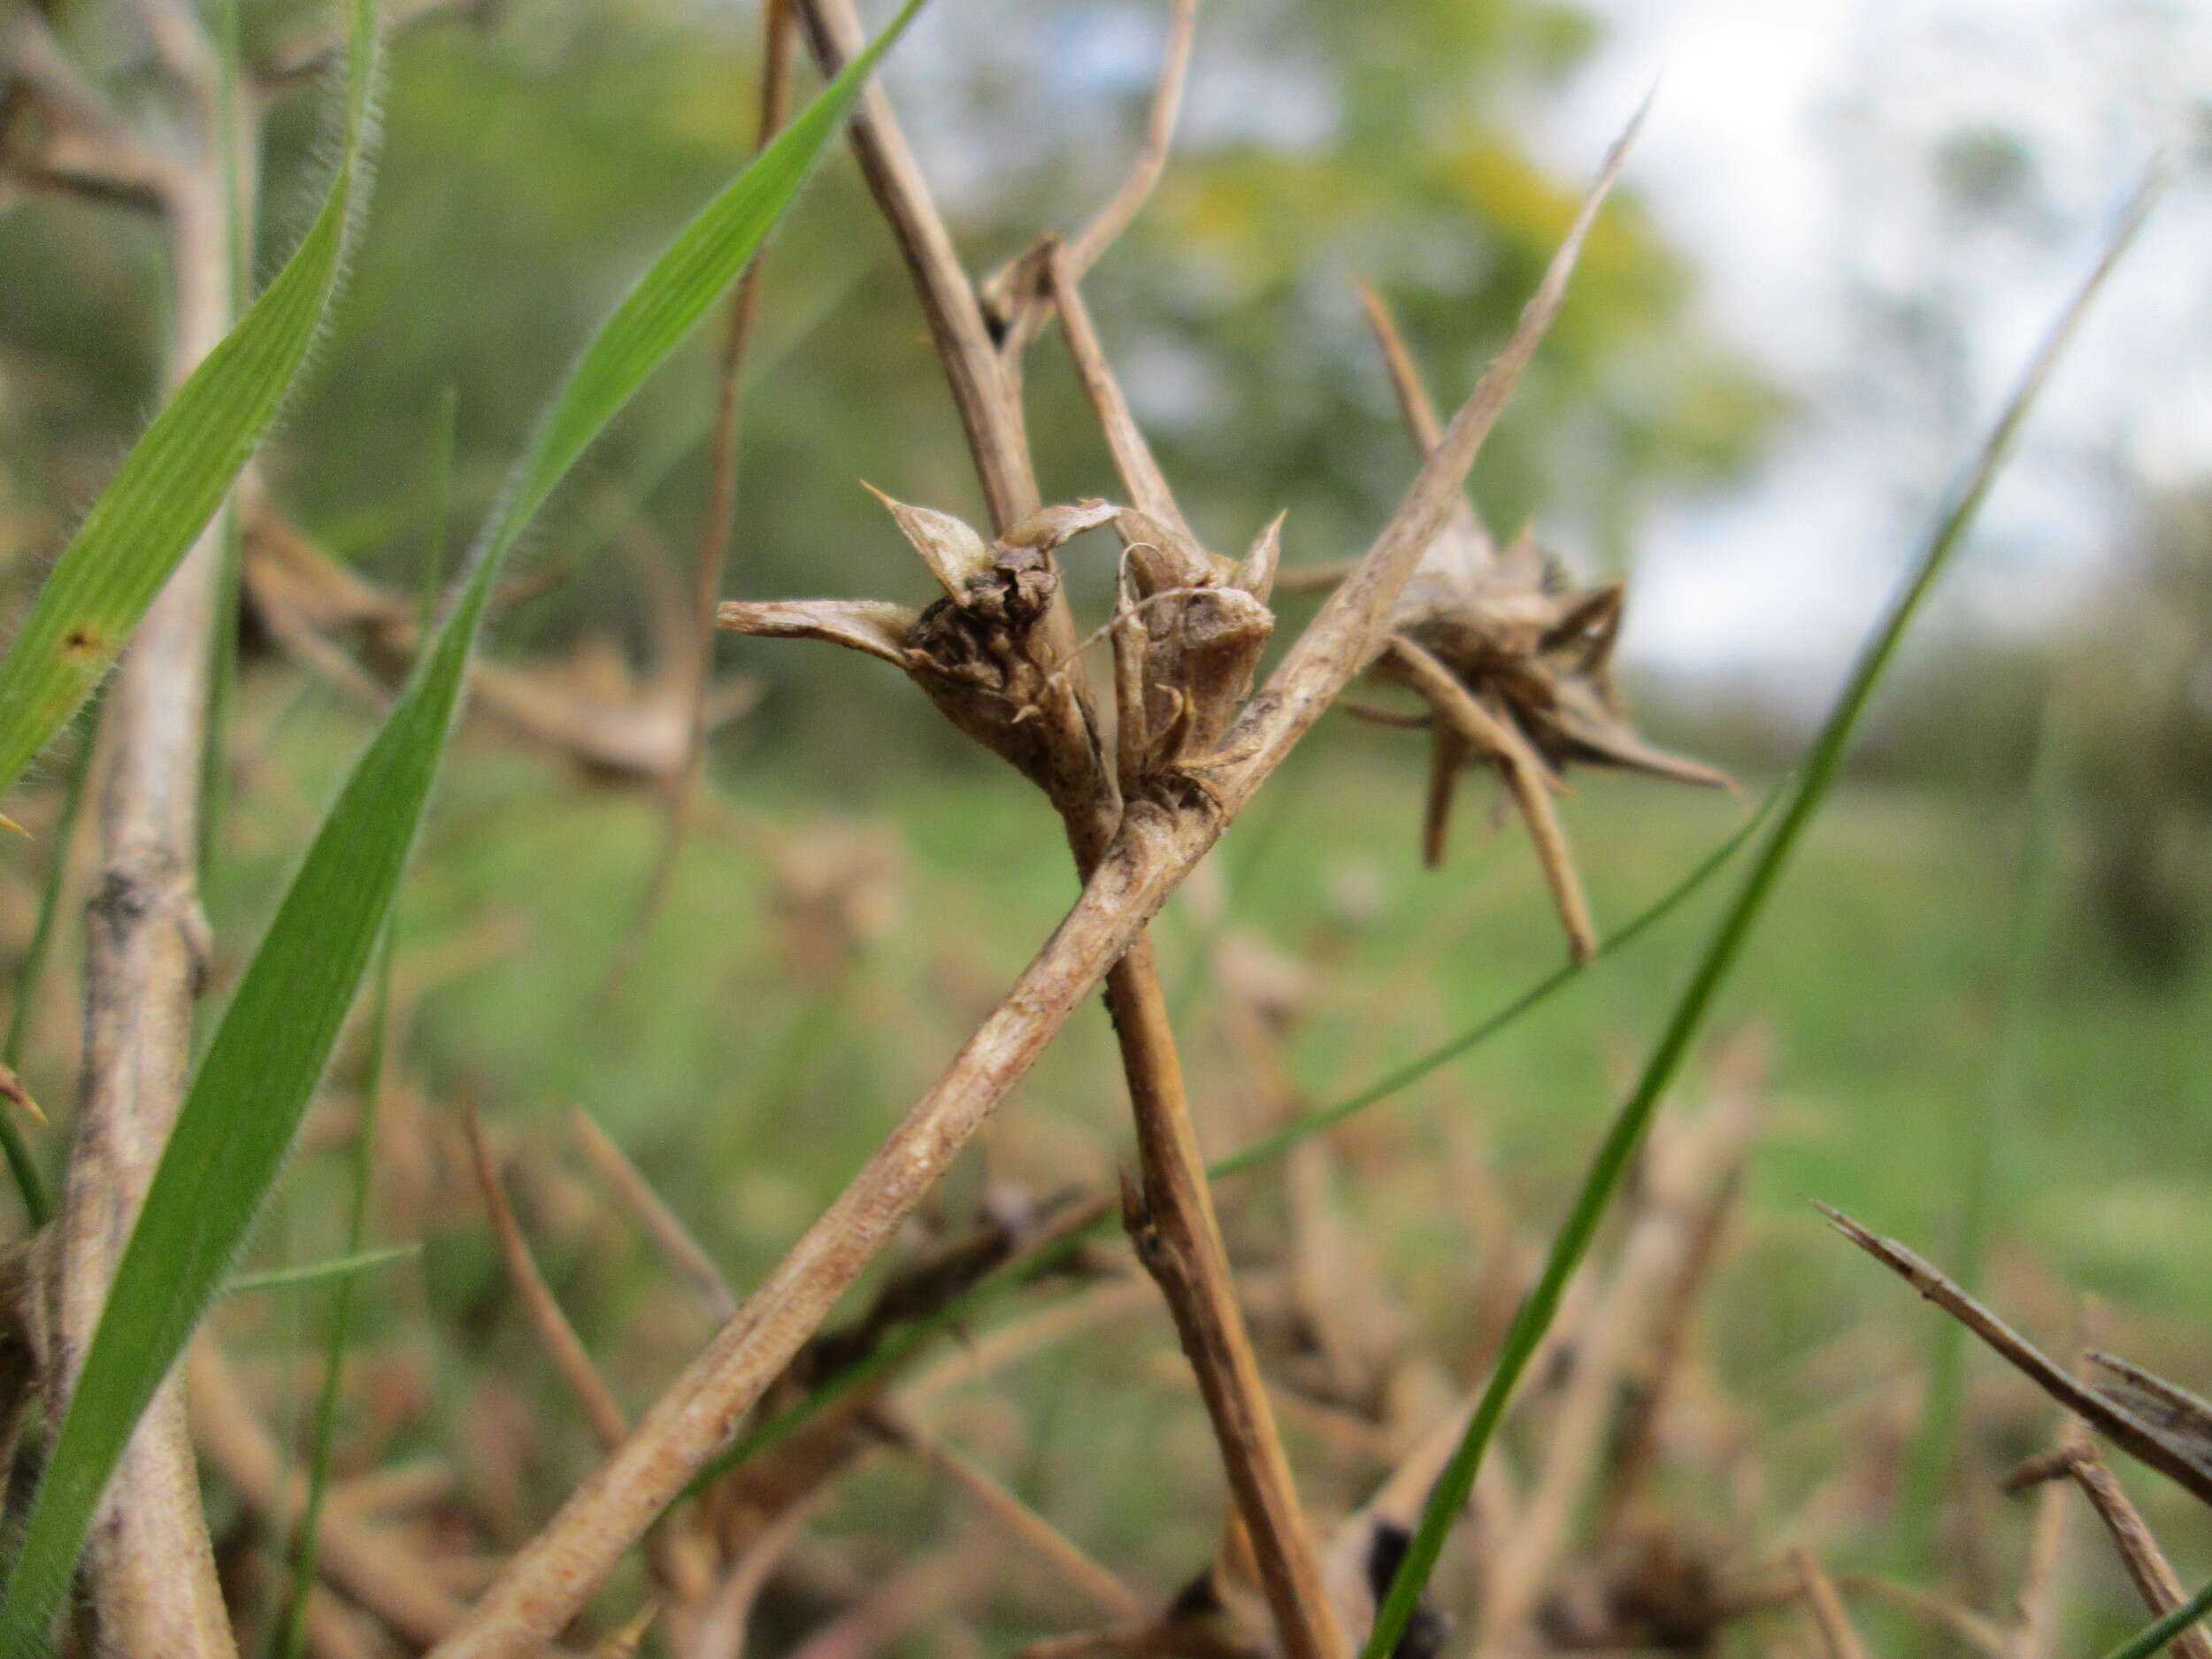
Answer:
(1540, 0, 2212, 695)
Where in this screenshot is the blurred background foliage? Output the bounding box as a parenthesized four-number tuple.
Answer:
(4, 0, 2212, 1647)
(4, 0, 1783, 776)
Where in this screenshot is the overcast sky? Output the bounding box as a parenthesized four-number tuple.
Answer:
(1538, 0, 2211, 693)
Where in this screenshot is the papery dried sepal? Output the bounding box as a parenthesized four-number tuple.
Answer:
(716, 598, 919, 667)
(865, 484, 995, 599)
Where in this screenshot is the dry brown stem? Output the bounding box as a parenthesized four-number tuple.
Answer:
(1382, 636, 1594, 962)
(188, 1343, 470, 1646)
(879, 1411, 1142, 1621)
(788, 0, 1035, 528)
(241, 495, 759, 781)
(465, 1105, 630, 1450)
(1833, 1575, 2008, 1658)
(2008, 1321, 2097, 1659)
(1048, 248, 1191, 540)
(686, 1482, 838, 1659)
(1816, 1203, 2212, 1507)
(424, 70, 1641, 1659)
(569, 1106, 740, 1325)
(2054, 1447, 2212, 1659)
(1115, 940, 1345, 1659)
(1793, 1548, 1873, 1659)
(983, 0, 1199, 358)
(34, 1, 252, 1644)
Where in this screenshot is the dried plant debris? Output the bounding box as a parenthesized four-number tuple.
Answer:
(1111, 509, 1280, 794)
(720, 495, 1116, 807)
(1816, 1202, 2212, 1508)
(1333, 288, 1730, 962)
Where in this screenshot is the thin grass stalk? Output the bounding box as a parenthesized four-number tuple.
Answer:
(596, 0, 796, 1000)
(196, 0, 254, 880)
(1897, 694, 2070, 1574)
(2106, 1582, 2212, 1659)
(420, 386, 459, 634)
(1359, 170, 2162, 1659)
(0, 708, 98, 1227)
(274, 926, 396, 1659)
(224, 1244, 418, 1298)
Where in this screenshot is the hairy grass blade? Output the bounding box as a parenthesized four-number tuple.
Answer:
(1361, 171, 2162, 1659)
(0, 710, 98, 1228)
(0, 5, 920, 1643)
(678, 790, 1774, 1501)
(0, 0, 380, 800)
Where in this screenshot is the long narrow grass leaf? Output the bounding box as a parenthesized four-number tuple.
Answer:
(275, 929, 396, 1659)
(0, 0, 380, 800)
(1361, 171, 2162, 1659)
(2103, 1579, 2212, 1659)
(680, 791, 1772, 1501)
(0, 8, 919, 1644)
(224, 1241, 418, 1299)
(0, 709, 97, 1227)
(1896, 695, 2070, 1572)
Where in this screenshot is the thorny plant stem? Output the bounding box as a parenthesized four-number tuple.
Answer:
(789, 0, 1036, 529)
(2061, 1448, 2212, 1659)
(51, 3, 258, 1648)
(680, 778, 1773, 1503)
(1110, 934, 1345, 1659)
(791, 7, 1341, 1653)
(1046, 231, 1340, 1659)
(426, 90, 1638, 1657)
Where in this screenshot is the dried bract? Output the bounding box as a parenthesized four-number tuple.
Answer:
(1365, 525, 1727, 962)
(718, 493, 1116, 803)
(1110, 509, 1279, 794)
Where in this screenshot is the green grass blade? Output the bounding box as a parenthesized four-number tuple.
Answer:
(224, 1242, 418, 1299)
(0, 9, 919, 1644)
(0, 708, 99, 1228)
(197, 0, 254, 878)
(0, 0, 380, 801)
(274, 929, 396, 1659)
(677, 793, 1774, 1502)
(1213, 780, 1782, 1182)
(1359, 173, 2162, 1659)
(2103, 1581, 2212, 1659)
(1895, 695, 2069, 1575)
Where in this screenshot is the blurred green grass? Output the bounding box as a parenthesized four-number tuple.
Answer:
(155, 676, 2212, 1332)
(17, 670, 2188, 1648)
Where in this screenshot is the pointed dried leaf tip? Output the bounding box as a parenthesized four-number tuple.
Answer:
(1002, 499, 1119, 554)
(717, 598, 919, 666)
(866, 485, 995, 599)
(1235, 513, 1286, 603)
